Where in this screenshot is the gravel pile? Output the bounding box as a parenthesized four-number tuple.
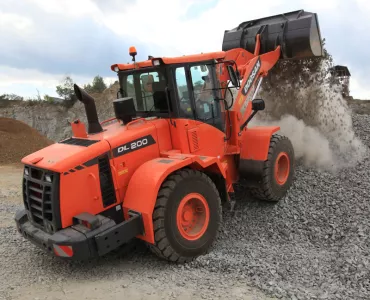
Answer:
(0, 117, 53, 164)
(191, 111, 370, 299)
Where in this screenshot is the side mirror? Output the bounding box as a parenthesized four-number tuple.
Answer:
(227, 65, 240, 88)
(252, 99, 265, 111)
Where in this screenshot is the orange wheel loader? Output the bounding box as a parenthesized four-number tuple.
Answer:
(15, 10, 323, 262)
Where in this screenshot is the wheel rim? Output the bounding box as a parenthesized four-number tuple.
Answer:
(176, 193, 210, 241)
(274, 152, 290, 185)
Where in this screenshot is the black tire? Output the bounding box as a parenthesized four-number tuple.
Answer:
(149, 168, 222, 263)
(249, 134, 295, 202)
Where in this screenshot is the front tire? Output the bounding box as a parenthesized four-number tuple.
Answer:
(149, 168, 222, 263)
(249, 134, 295, 202)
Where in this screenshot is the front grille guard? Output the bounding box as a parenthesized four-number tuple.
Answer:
(23, 166, 61, 233)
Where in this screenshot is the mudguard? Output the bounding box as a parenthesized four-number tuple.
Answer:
(239, 126, 280, 186)
(240, 126, 280, 161)
(123, 155, 227, 244)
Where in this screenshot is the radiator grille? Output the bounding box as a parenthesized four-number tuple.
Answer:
(98, 155, 116, 207)
(59, 137, 99, 147)
(23, 166, 61, 233)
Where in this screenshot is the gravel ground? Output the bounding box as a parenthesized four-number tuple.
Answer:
(1, 111, 369, 300)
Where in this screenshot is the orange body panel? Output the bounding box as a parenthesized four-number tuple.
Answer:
(111, 52, 226, 71)
(240, 126, 280, 161)
(111, 60, 153, 71)
(60, 162, 119, 228)
(108, 119, 171, 201)
(152, 119, 173, 152)
(160, 52, 225, 64)
(187, 122, 225, 157)
(167, 119, 225, 157)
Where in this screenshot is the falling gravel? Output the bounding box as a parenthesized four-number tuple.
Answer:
(254, 53, 367, 172)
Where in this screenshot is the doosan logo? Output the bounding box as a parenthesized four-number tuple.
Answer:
(242, 58, 261, 96)
(114, 135, 156, 157)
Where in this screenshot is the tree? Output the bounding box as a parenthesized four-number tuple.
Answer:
(83, 75, 107, 93)
(83, 83, 93, 93)
(56, 76, 74, 100)
(0, 93, 23, 100)
(91, 75, 107, 93)
(44, 95, 54, 103)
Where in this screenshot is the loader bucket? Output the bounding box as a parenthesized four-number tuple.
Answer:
(222, 10, 323, 59)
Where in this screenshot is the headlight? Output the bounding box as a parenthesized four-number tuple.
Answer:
(45, 174, 52, 183)
(24, 167, 29, 176)
(114, 66, 119, 72)
(152, 59, 161, 66)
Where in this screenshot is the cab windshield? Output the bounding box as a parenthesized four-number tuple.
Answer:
(118, 67, 169, 114)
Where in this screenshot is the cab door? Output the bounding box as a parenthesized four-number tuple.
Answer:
(172, 63, 226, 157)
(188, 63, 224, 131)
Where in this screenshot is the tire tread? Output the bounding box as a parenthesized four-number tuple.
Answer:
(249, 134, 293, 202)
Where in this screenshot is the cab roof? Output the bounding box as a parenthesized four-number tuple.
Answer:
(111, 51, 226, 72)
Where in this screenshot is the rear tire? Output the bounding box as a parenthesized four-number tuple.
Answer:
(249, 134, 294, 202)
(149, 168, 222, 263)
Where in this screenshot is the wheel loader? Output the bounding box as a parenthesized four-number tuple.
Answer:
(15, 10, 323, 262)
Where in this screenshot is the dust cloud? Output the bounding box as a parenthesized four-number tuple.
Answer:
(248, 53, 367, 172)
(251, 115, 334, 171)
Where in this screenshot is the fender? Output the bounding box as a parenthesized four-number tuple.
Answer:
(239, 126, 280, 186)
(123, 155, 227, 244)
(240, 126, 280, 160)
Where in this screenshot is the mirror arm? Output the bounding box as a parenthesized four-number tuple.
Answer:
(239, 110, 258, 132)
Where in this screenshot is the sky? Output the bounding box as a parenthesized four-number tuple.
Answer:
(0, 0, 369, 99)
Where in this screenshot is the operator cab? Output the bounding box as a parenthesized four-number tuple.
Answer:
(112, 50, 226, 132)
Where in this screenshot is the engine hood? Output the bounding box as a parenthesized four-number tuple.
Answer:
(21, 119, 159, 173)
(21, 139, 111, 172)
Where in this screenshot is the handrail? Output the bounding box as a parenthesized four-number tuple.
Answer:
(126, 118, 146, 129)
(100, 117, 118, 126)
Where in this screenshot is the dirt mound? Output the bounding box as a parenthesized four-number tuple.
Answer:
(0, 118, 53, 165)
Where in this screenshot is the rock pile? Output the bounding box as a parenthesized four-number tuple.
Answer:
(0, 117, 53, 165)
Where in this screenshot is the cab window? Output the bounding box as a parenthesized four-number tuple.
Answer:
(119, 68, 169, 113)
(175, 67, 193, 118)
(190, 65, 219, 120)
(140, 72, 160, 111)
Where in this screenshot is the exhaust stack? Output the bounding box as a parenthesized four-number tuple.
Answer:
(73, 84, 103, 134)
(222, 10, 323, 59)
